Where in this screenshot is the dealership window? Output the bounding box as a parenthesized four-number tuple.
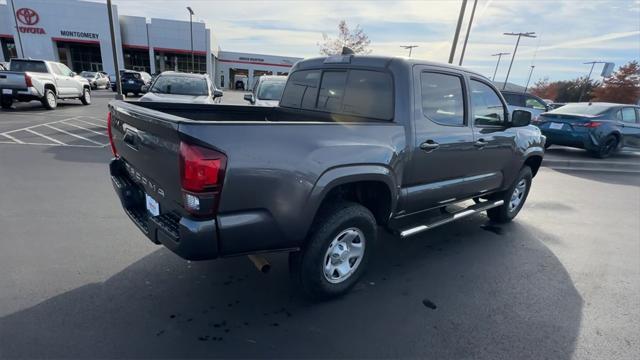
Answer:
(56, 42, 103, 73)
(155, 53, 206, 74)
(1, 38, 17, 60)
(124, 49, 151, 73)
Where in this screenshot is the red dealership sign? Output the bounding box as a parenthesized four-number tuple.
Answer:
(15, 8, 46, 34)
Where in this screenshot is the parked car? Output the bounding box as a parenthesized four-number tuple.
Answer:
(243, 75, 287, 106)
(81, 71, 110, 90)
(547, 102, 566, 110)
(107, 54, 544, 299)
(501, 91, 549, 121)
(111, 70, 152, 96)
(537, 102, 640, 157)
(0, 58, 91, 110)
(139, 71, 222, 104)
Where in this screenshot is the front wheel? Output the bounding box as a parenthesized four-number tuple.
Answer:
(486, 166, 533, 223)
(80, 88, 91, 105)
(289, 202, 376, 300)
(41, 89, 57, 110)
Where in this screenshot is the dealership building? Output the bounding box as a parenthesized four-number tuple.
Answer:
(0, 0, 302, 89)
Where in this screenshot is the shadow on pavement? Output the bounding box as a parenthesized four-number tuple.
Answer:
(42, 145, 112, 164)
(0, 217, 583, 359)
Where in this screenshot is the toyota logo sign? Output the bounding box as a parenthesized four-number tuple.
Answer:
(16, 8, 40, 26)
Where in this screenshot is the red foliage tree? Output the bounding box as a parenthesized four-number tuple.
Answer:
(591, 61, 640, 104)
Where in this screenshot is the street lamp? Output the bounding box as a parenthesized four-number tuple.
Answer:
(491, 52, 509, 81)
(502, 32, 536, 90)
(400, 45, 418, 58)
(448, 0, 468, 64)
(106, 0, 124, 99)
(187, 6, 194, 73)
(458, 0, 478, 66)
(578, 61, 607, 101)
(523, 65, 535, 93)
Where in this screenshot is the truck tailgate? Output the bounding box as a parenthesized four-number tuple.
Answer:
(0, 72, 28, 90)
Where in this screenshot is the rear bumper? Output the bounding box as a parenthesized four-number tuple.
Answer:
(109, 159, 218, 260)
(541, 129, 599, 150)
(1, 87, 42, 101)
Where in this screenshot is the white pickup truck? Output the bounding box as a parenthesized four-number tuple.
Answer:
(0, 59, 92, 110)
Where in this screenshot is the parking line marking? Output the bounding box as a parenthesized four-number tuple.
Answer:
(0, 141, 105, 148)
(72, 118, 107, 128)
(82, 116, 107, 124)
(44, 124, 105, 145)
(1, 133, 24, 144)
(62, 121, 108, 136)
(0, 116, 80, 134)
(25, 128, 67, 145)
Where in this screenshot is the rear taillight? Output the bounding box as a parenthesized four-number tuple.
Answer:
(24, 74, 33, 87)
(180, 142, 227, 216)
(578, 121, 602, 128)
(107, 111, 118, 157)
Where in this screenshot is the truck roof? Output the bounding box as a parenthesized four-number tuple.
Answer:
(293, 55, 487, 79)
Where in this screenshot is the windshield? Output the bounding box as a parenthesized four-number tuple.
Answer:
(150, 76, 208, 96)
(10, 60, 48, 73)
(257, 80, 286, 100)
(81, 72, 96, 78)
(549, 103, 611, 116)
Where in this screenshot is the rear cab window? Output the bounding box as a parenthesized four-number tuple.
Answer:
(9, 60, 48, 73)
(280, 68, 394, 120)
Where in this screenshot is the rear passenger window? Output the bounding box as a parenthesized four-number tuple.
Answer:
(621, 108, 638, 123)
(420, 72, 465, 126)
(280, 70, 320, 109)
(280, 69, 393, 120)
(470, 80, 506, 127)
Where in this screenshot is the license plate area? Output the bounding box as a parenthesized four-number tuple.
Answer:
(549, 122, 565, 130)
(145, 193, 160, 217)
(2, 89, 12, 95)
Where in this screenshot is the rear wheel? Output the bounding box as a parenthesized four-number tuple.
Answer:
(289, 201, 376, 300)
(1, 96, 12, 109)
(486, 166, 532, 223)
(544, 142, 552, 149)
(592, 135, 618, 159)
(41, 89, 57, 110)
(80, 88, 91, 105)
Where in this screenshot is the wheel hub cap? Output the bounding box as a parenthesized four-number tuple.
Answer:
(323, 228, 365, 284)
(509, 179, 527, 211)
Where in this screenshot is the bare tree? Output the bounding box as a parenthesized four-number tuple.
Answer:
(318, 20, 371, 55)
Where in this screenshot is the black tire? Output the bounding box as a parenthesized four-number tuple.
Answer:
(486, 166, 533, 223)
(289, 201, 376, 300)
(80, 87, 91, 105)
(134, 92, 140, 97)
(591, 134, 618, 159)
(41, 89, 57, 110)
(1, 96, 12, 109)
(91, 83, 97, 90)
(544, 142, 552, 149)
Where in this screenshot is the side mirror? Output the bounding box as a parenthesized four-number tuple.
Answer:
(511, 110, 532, 127)
(213, 89, 223, 98)
(70, 72, 77, 77)
(243, 93, 255, 104)
(141, 85, 148, 93)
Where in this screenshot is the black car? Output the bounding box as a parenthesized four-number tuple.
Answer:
(111, 70, 152, 96)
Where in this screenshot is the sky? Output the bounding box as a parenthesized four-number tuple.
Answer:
(8, 0, 640, 85)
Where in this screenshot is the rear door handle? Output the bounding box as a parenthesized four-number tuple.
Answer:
(420, 140, 440, 152)
(474, 139, 489, 148)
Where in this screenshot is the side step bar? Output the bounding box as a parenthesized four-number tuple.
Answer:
(399, 200, 504, 238)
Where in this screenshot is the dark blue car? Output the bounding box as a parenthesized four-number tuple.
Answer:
(537, 102, 640, 158)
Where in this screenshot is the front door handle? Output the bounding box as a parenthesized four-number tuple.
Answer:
(420, 140, 440, 152)
(474, 139, 489, 148)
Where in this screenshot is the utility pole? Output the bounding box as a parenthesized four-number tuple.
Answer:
(523, 65, 535, 93)
(458, 0, 478, 66)
(10, 0, 25, 58)
(502, 32, 536, 90)
(491, 52, 509, 81)
(400, 45, 418, 57)
(448, 0, 468, 64)
(187, 6, 194, 73)
(578, 61, 606, 101)
(106, 0, 123, 100)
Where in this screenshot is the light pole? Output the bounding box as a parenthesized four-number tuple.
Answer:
(523, 65, 535, 93)
(400, 45, 418, 57)
(502, 32, 536, 90)
(491, 52, 509, 81)
(187, 6, 194, 73)
(9, 0, 25, 58)
(578, 61, 606, 101)
(106, 0, 123, 99)
(458, 0, 478, 66)
(448, 0, 468, 64)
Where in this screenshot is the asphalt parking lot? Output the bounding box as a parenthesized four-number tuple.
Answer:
(0, 91, 639, 359)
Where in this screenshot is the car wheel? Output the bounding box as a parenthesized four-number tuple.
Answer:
(134, 92, 140, 97)
(41, 89, 57, 110)
(544, 142, 552, 149)
(592, 135, 618, 159)
(1, 96, 12, 109)
(80, 88, 91, 105)
(105, 82, 111, 89)
(91, 83, 97, 90)
(486, 166, 532, 223)
(289, 201, 376, 300)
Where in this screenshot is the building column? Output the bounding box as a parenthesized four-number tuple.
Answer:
(248, 68, 254, 91)
(148, 47, 156, 74)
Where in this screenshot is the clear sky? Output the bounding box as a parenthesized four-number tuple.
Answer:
(10, 0, 640, 85)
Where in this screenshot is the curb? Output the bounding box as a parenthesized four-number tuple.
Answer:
(542, 158, 640, 174)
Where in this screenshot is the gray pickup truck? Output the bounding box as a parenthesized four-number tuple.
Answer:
(0, 59, 92, 110)
(108, 54, 545, 299)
